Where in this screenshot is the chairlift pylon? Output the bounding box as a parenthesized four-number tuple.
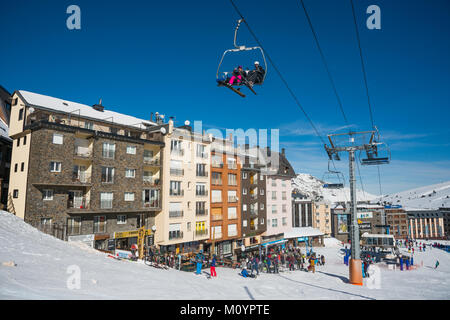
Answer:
(216, 19, 267, 97)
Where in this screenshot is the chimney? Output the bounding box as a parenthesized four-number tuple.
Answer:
(92, 98, 104, 112)
(281, 148, 285, 156)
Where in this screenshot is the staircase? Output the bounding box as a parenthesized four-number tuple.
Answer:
(7, 193, 16, 215)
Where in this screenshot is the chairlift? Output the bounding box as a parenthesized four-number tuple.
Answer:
(361, 141, 391, 165)
(216, 19, 267, 98)
(322, 161, 344, 189)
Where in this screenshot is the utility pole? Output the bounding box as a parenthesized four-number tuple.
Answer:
(325, 130, 390, 285)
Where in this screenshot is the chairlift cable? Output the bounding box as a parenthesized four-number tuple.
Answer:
(228, 0, 327, 145)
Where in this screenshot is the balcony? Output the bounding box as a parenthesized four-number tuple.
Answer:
(169, 230, 183, 240)
(228, 196, 238, 203)
(143, 199, 161, 209)
(196, 171, 209, 178)
(170, 168, 184, 176)
(74, 147, 92, 158)
(170, 189, 184, 197)
(195, 229, 208, 236)
(227, 163, 237, 170)
(197, 153, 208, 159)
(211, 232, 222, 239)
(228, 231, 238, 237)
(196, 190, 208, 197)
(250, 193, 257, 200)
(143, 178, 161, 187)
(212, 178, 222, 185)
(67, 198, 90, 210)
(72, 172, 91, 183)
(211, 214, 223, 221)
(171, 149, 184, 157)
(169, 210, 184, 218)
(212, 162, 224, 169)
(144, 157, 160, 166)
(250, 209, 258, 216)
(196, 209, 208, 216)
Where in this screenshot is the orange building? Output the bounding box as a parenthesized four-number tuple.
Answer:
(206, 137, 242, 258)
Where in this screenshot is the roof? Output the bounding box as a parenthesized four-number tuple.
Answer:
(250, 147, 296, 178)
(283, 227, 324, 239)
(16, 90, 157, 130)
(0, 118, 11, 141)
(361, 233, 395, 238)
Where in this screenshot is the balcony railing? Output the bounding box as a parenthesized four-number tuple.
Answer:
(71, 172, 91, 184)
(196, 209, 208, 216)
(169, 230, 183, 240)
(143, 178, 161, 187)
(170, 189, 184, 197)
(211, 214, 223, 221)
(74, 148, 92, 158)
(228, 196, 238, 203)
(211, 232, 222, 239)
(171, 149, 184, 157)
(196, 190, 208, 197)
(67, 198, 89, 209)
(212, 162, 223, 168)
(170, 168, 184, 176)
(212, 179, 222, 185)
(250, 209, 258, 215)
(250, 193, 257, 200)
(197, 153, 208, 159)
(195, 229, 208, 236)
(143, 199, 161, 209)
(144, 157, 160, 166)
(169, 210, 184, 218)
(227, 163, 237, 170)
(228, 231, 238, 237)
(196, 171, 209, 177)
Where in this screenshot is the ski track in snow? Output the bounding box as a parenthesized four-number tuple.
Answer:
(0, 211, 449, 300)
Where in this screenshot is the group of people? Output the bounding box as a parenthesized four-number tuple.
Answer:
(239, 247, 326, 278)
(219, 61, 265, 86)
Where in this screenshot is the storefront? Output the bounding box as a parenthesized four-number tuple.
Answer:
(160, 241, 202, 255)
(94, 234, 110, 251)
(284, 227, 325, 248)
(114, 229, 153, 251)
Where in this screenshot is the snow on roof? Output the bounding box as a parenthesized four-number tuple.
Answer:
(17, 90, 157, 129)
(0, 118, 11, 141)
(283, 227, 324, 239)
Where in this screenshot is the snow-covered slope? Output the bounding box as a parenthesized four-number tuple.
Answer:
(1, 211, 449, 300)
(292, 173, 378, 204)
(376, 181, 450, 210)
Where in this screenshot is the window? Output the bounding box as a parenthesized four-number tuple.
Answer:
(228, 207, 237, 220)
(144, 149, 154, 161)
(212, 190, 222, 203)
(101, 167, 115, 183)
(227, 190, 237, 202)
(243, 188, 247, 195)
(211, 226, 222, 239)
(260, 188, 264, 195)
(13, 189, 19, 198)
(282, 181, 286, 187)
(242, 172, 248, 179)
(272, 219, 278, 227)
(187, 222, 192, 232)
(212, 172, 222, 185)
(170, 140, 183, 155)
(260, 174, 264, 181)
(125, 169, 136, 178)
(126, 146, 136, 155)
(228, 224, 237, 237)
(14, 163, 18, 172)
(196, 163, 207, 177)
(41, 218, 52, 226)
(68, 217, 81, 235)
(52, 133, 63, 145)
(102, 142, 116, 159)
(21, 162, 24, 172)
(18, 108, 24, 121)
(282, 217, 287, 226)
(260, 218, 264, 225)
(272, 191, 277, 200)
(23, 136, 27, 145)
(117, 215, 127, 224)
(196, 144, 207, 158)
(196, 201, 206, 215)
(282, 191, 287, 200)
(13, 98, 18, 106)
(211, 154, 223, 168)
(272, 205, 277, 214)
(170, 181, 182, 196)
(271, 179, 276, 187)
(110, 127, 119, 134)
(196, 183, 207, 196)
(170, 160, 183, 175)
(43, 189, 53, 201)
(228, 173, 237, 186)
(49, 161, 61, 172)
(243, 220, 247, 227)
(124, 192, 135, 201)
(17, 138, 20, 147)
(84, 122, 94, 130)
(227, 157, 237, 169)
(143, 171, 153, 182)
(94, 216, 106, 233)
(261, 203, 265, 210)
(100, 192, 113, 209)
(282, 204, 287, 213)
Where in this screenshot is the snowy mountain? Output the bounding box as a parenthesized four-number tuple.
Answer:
(291, 173, 378, 204)
(375, 181, 450, 210)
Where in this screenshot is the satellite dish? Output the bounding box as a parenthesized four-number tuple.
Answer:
(184, 120, 190, 126)
(28, 107, 35, 114)
(151, 225, 157, 232)
(160, 127, 167, 135)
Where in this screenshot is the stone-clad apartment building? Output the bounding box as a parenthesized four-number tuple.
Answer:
(8, 90, 164, 250)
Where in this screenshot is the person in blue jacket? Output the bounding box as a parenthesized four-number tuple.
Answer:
(210, 254, 217, 277)
(195, 250, 204, 275)
(240, 267, 249, 278)
(399, 256, 404, 271)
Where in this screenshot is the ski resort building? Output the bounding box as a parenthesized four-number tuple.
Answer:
(385, 208, 409, 239)
(7, 90, 164, 250)
(0, 85, 12, 210)
(406, 209, 446, 239)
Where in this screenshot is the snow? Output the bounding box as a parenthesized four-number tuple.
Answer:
(375, 181, 450, 210)
(0, 211, 449, 300)
(18, 90, 157, 129)
(0, 118, 11, 141)
(292, 173, 378, 204)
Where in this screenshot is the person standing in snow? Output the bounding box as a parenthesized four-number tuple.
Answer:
(321, 255, 325, 266)
(210, 254, 217, 277)
(195, 250, 204, 275)
(435, 260, 439, 269)
(251, 256, 259, 276)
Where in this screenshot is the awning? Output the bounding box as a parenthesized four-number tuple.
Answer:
(283, 227, 324, 239)
(261, 239, 287, 247)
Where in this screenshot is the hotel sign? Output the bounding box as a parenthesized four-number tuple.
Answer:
(114, 229, 152, 239)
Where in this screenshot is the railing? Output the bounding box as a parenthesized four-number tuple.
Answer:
(197, 153, 208, 159)
(211, 214, 223, 221)
(228, 196, 238, 203)
(171, 149, 184, 157)
(169, 210, 184, 218)
(250, 193, 257, 200)
(212, 162, 223, 168)
(67, 198, 90, 209)
(144, 157, 160, 165)
(196, 171, 209, 177)
(196, 209, 208, 216)
(170, 189, 184, 196)
(74, 148, 92, 158)
(169, 230, 183, 240)
(143, 178, 160, 187)
(143, 199, 161, 209)
(227, 163, 237, 170)
(100, 200, 113, 209)
(195, 229, 208, 236)
(170, 168, 184, 176)
(228, 181, 237, 186)
(211, 232, 222, 239)
(228, 231, 238, 237)
(71, 173, 91, 184)
(250, 209, 258, 215)
(196, 190, 208, 197)
(212, 179, 222, 185)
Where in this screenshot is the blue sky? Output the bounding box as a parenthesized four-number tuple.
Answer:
(1, 0, 449, 195)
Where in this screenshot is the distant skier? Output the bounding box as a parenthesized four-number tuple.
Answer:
(435, 260, 439, 269)
(195, 250, 204, 275)
(210, 254, 217, 277)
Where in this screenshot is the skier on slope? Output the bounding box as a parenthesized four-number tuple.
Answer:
(435, 260, 440, 269)
(210, 254, 217, 277)
(195, 250, 204, 275)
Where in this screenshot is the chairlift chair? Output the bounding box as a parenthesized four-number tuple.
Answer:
(361, 141, 391, 165)
(216, 19, 267, 97)
(322, 161, 345, 189)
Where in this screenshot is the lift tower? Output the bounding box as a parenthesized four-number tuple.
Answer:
(324, 130, 390, 285)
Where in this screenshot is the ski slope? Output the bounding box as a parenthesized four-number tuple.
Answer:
(376, 181, 450, 210)
(0, 211, 449, 300)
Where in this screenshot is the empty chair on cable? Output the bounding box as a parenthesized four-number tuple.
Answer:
(361, 143, 390, 165)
